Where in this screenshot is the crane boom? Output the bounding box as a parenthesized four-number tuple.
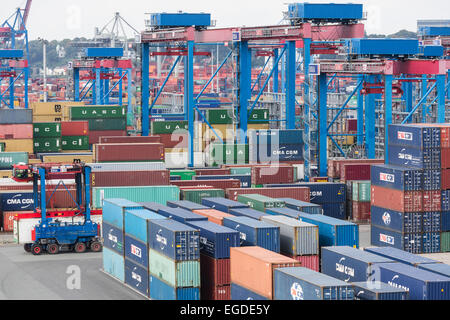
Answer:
(20, 0, 32, 31)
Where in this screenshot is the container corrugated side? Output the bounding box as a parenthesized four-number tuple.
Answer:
(149, 275, 200, 300)
(226, 187, 310, 202)
(201, 197, 250, 213)
(157, 207, 208, 224)
(0, 152, 29, 169)
(88, 162, 166, 172)
(200, 253, 230, 286)
(102, 222, 124, 254)
(370, 225, 423, 254)
(229, 207, 270, 221)
(103, 247, 125, 282)
(279, 198, 323, 215)
(352, 281, 409, 300)
(124, 235, 149, 268)
(167, 200, 209, 211)
(124, 209, 166, 243)
(125, 258, 149, 297)
(371, 206, 422, 233)
(231, 283, 269, 300)
(102, 199, 144, 229)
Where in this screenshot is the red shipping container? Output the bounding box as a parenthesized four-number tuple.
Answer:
(95, 143, 165, 162)
(2, 211, 17, 232)
(226, 187, 310, 202)
(442, 148, 450, 169)
(159, 133, 188, 148)
(442, 169, 450, 190)
(195, 169, 231, 176)
(200, 254, 230, 286)
(171, 179, 241, 190)
(45, 189, 85, 209)
(99, 136, 161, 144)
(329, 159, 384, 179)
(423, 191, 441, 212)
(91, 170, 170, 187)
(201, 285, 231, 301)
(178, 186, 215, 191)
(61, 121, 89, 136)
(89, 130, 127, 145)
(352, 201, 371, 222)
(340, 164, 372, 181)
(0, 124, 33, 139)
(371, 186, 423, 213)
(251, 166, 295, 185)
(346, 119, 357, 133)
(283, 254, 320, 272)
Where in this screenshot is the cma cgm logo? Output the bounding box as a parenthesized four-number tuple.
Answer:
(310, 191, 323, 198)
(290, 283, 304, 300)
(380, 233, 395, 245)
(380, 173, 395, 183)
(382, 212, 392, 226)
(131, 244, 142, 258)
(336, 258, 355, 282)
(398, 132, 413, 141)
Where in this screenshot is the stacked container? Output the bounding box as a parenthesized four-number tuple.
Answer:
(207, 143, 249, 166)
(0, 109, 33, 153)
(33, 122, 62, 153)
(237, 194, 285, 212)
(30, 101, 84, 123)
(94, 143, 165, 163)
(226, 186, 310, 202)
(180, 189, 225, 204)
(61, 121, 90, 152)
(350, 181, 371, 223)
(151, 120, 189, 153)
(371, 123, 450, 253)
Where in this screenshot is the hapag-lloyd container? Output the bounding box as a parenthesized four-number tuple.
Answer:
(273, 267, 354, 300)
(373, 262, 450, 300)
(388, 124, 442, 149)
(184, 220, 240, 259)
(102, 222, 124, 254)
(194, 174, 251, 188)
(0, 124, 33, 139)
(228, 207, 270, 221)
(95, 143, 165, 162)
(226, 187, 310, 202)
(91, 170, 170, 187)
(124, 209, 166, 244)
(148, 219, 200, 261)
(88, 162, 166, 172)
(157, 207, 208, 224)
(320, 246, 395, 283)
(371, 186, 423, 212)
(99, 136, 161, 144)
(61, 121, 89, 136)
(103, 247, 125, 282)
(371, 165, 423, 191)
(201, 197, 249, 213)
(278, 198, 323, 215)
(192, 209, 234, 226)
(237, 194, 285, 212)
(231, 283, 269, 300)
(125, 258, 149, 297)
(267, 208, 359, 248)
(230, 246, 301, 300)
(261, 215, 318, 256)
(364, 246, 439, 267)
(223, 216, 281, 253)
(352, 281, 409, 300)
(264, 183, 345, 204)
(149, 275, 200, 301)
(388, 145, 441, 169)
(251, 166, 295, 185)
(167, 200, 209, 211)
(124, 235, 149, 268)
(200, 253, 230, 286)
(371, 206, 422, 233)
(102, 199, 144, 229)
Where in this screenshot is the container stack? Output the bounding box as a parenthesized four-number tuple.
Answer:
(151, 120, 189, 152)
(207, 143, 249, 167)
(61, 121, 90, 152)
(350, 181, 371, 223)
(33, 122, 62, 153)
(371, 123, 450, 254)
(202, 109, 235, 150)
(0, 109, 33, 153)
(30, 101, 84, 123)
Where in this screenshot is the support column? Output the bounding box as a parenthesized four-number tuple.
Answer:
(318, 73, 328, 177)
(95, 68, 101, 105)
(447, 70, 450, 100)
(127, 68, 132, 114)
(286, 41, 296, 130)
(24, 67, 29, 109)
(238, 41, 251, 144)
(9, 76, 14, 109)
(384, 75, 393, 164)
(437, 74, 446, 123)
(186, 41, 195, 168)
(357, 74, 364, 146)
(118, 68, 123, 106)
(273, 49, 279, 93)
(141, 43, 150, 136)
(74, 68, 80, 102)
(365, 75, 376, 159)
(405, 81, 413, 123)
(303, 38, 311, 181)
(104, 78, 110, 105)
(422, 75, 428, 122)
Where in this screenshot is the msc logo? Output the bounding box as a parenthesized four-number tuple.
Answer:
(398, 131, 413, 141)
(131, 244, 142, 258)
(290, 283, 304, 300)
(382, 212, 391, 226)
(380, 173, 395, 183)
(379, 233, 395, 245)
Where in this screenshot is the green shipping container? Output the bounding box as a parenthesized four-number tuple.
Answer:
(208, 144, 249, 166)
(0, 152, 28, 169)
(92, 185, 180, 209)
(62, 136, 90, 151)
(0, 143, 5, 152)
(148, 249, 201, 288)
(88, 118, 127, 131)
(352, 181, 371, 202)
(181, 189, 225, 204)
(151, 121, 188, 134)
(70, 105, 126, 120)
(442, 232, 450, 253)
(170, 170, 196, 181)
(248, 109, 269, 124)
(205, 109, 234, 124)
(237, 194, 285, 212)
(33, 138, 62, 153)
(230, 167, 252, 175)
(33, 123, 61, 138)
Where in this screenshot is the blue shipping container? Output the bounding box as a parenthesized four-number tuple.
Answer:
(124, 235, 149, 269)
(85, 47, 124, 58)
(422, 232, 441, 254)
(231, 283, 269, 301)
(150, 13, 211, 28)
(249, 129, 304, 146)
(371, 206, 422, 234)
(441, 191, 450, 211)
(125, 258, 149, 297)
(229, 207, 270, 221)
(321, 202, 346, 220)
(194, 175, 252, 188)
(103, 247, 125, 282)
(149, 275, 200, 300)
(370, 225, 423, 254)
(274, 267, 354, 300)
(371, 165, 423, 191)
(347, 38, 419, 56)
(422, 212, 441, 233)
(279, 198, 323, 215)
(201, 197, 249, 213)
(140, 202, 171, 213)
(124, 209, 166, 243)
(167, 200, 209, 211)
(364, 246, 440, 267)
(388, 145, 441, 170)
(148, 219, 200, 261)
(103, 199, 143, 229)
(388, 124, 441, 149)
(0, 49, 24, 59)
(266, 208, 359, 248)
(0, 192, 34, 211)
(373, 263, 450, 300)
(352, 281, 410, 300)
(442, 211, 450, 232)
(184, 220, 240, 259)
(423, 169, 441, 191)
(287, 3, 363, 21)
(320, 246, 395, 283)
(420, 26, 450, 36)
(264, 183, 346, 204)
(251, 144, 304, 163)
(157, 207, 208, 224)
(418, 263, 450, 278)
(102, 222, 124, 255)
(222, 216, 280, 253)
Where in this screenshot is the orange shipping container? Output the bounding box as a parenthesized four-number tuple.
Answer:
(230, 246, 301, 300)
(192, 209, 233, 226)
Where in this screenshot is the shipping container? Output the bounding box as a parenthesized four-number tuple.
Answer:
(192, 209, 233, 226)
(423, 191, 441, 212)
(42, 154, 93, 164)
(370, 225, 424, 254)
(230, 246, 301, 300)
(149, 275, 200, 300)
(371, 186, 423, 213)
(261, 215, 318, 256)
(422, 232, 441, 253)
(251, 166, 295, 185)
(248, 130, 304, 146)
(61, 121, 89, 136)
(341, 164, 372, 181)
(371, 164, 423, 191)
(140, 202, 171, 213)
(88, 130, 127, 145)
(351, 181, 371, 202)
(102, 222, 124, 254)
(200, 253, 230, 286)
(279, 198, 323, 215)
(237, 194, 285, 212)
(152, 207, 207, 224)
(321, 246, 395, 283)
(329, 159, 385, 179)
(0, 152, 29, 169)
(273, 267, 354, 300)
(102, 199, 143, 229)
(371, 206, 422, 234)
(422, 211, 441, 233)
(228, 207, 270, 221)
(352, 281, 409, 300)
(0, 192, 34, 211)
(442, 211, 450, 232)
(125, 258, 149, 297)
(442, 233, 450, 252)
(0, 124, 33, 139)
(0, 109, 33, 124)
(95, 143, 165, 162)
(226, 187, 310, 202)
(208, 144, 249, 166)
(287, 3, 363, 21)
(230, 283, 269, 300)
(173, 179, 241, 190)
(61, 136, 89, 151)
(321, 202, 347, 220)
(423, 169, 442, 191)
(282, 254, 320, 272)
(441, 169, 450, 190)
(99, 136, 161, 144)
(91, 170, 169, 187)
(201, 285, 230, 301)
(418, 262, 450, 278)
(169, 170, 196, 181)
(388, 124, 441, 149)
(442, 148, 450, 169)
(151, 121, 188, 134)
(181, 189, 225, 204)
(0, 139, 33, 153)
(88, 162, 166, 172)
(33, 138, 62, 153)
(223, 216, 281, 252)
(442, 191, 450, 211)
(184, 220, 240, 259)
(365, 246, 440, 266)
(124, 209, 166, 244)
(373, 262, 450, 300)
(33, 123, 61, 138)
(70, 105, 126, 120)
(265, 183, 345, 204)
(195, 174, 251, 188)
(124, 234, 149, 268)
(148, 219, 200, 261)
(103, 247, 125, 282)
(167, 200, 209, 211)
(159, 133, 188, 148)
(388, 145, 441, 170)
(201, 197, 249, 213)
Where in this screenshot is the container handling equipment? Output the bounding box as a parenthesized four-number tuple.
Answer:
(12, 162, 102, 255)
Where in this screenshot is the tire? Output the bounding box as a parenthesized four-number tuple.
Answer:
(24, 243, 32, 253)
(90, 241, 102, 253)
(47, 243, 59, 255)
(74, 242, 86, 253)
(31, 244, 43, 256)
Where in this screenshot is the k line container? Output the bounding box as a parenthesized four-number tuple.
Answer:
(229, 207, 269, 221)
(230, 247, 301, 300)
(167, 200, 209, 211)
(279, 198, 323, 215)
(231, 283, 269, 300)
(124, 209, 166, 243)
(250, 144, 304, 163)
(370, 225, 423, 254)
(91, 170, 170, 187)
(152, 207, 207, 224)
(148, 219, 200, 261)
(201, 197, 249, 213)
(237, 194, 285, 212)
(320, 246, 395, 283)
(352, 281, 409, 300)
(373, 262, 450, 300)
(260, 215, 317, 256)
(102, 199, 144, 229)
(125, 258, 149, 297)
(223, 216, 281, 252)
(371, 165, 423, 191)
(103, 247, 125, 282)
(184, 220, 240, 259)
(149, 275, 200, 300)
(274, 267, 354, 300)
(371, 186, 423, 213)
(149, 249, 200, 288)
(226, 187, 310, 202)
(267, 208, 359, 248)
(102, 222, 124, 254)
(371, 206, 422, 233)
(95, 143, 165, 162)
(364, 246, 439, 267)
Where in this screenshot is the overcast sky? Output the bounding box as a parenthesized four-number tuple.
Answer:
(3, 0, 450, 41)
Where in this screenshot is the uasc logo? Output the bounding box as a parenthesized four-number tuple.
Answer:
(290, 283, 304, 300)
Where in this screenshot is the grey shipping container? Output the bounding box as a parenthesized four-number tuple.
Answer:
(0, 109, 32, 124)
(278, 198, 323, 215)
(229, 207, 270, 221)
(201, 197, 249, 213)
(167, 200, 209, 211)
